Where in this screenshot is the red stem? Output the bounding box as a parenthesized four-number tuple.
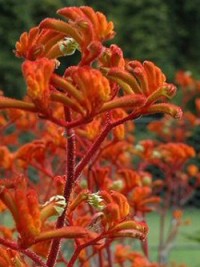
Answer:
(46, 107, 76, 267)
(74, 111, 140, 181)
(0, 237, 47, 267)
(67, 235, 104, 267)
(98, 250, 104, 267)
(106, 245, 113, 267)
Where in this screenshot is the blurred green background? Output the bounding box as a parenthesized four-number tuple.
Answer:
(1, 0, 200, 98)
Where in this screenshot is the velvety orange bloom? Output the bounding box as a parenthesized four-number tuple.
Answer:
(154, 143, 195, 165)
(134, 140, 157, 159)
(40, 6, 115, 65)
(99, 190, 130, 228)
(15, 26, 65, 60)
(66, 66, 111, 116)
(98, 44, 125, 69)
(15, 140, 47, 169)
(22, 58, 55, 111)
(130, 187, 160, 213)
(103, 60, 182, 119)
(0, 177, 41, 248)
(117, 169, 142, 193)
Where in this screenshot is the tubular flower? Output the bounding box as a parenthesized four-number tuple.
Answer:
(130, 187, 160, 213)
(117, 169, 142, 193)
(0, 178, 41, 248)
(99, 190, 130, 228)
(14, 140, 47, 169)
(102, 60, 182, 118)
(22, 58, 55, 111)
(15, 27, 66, 60)
(40, 6, 115, 65)
(98, 44, 125, 69)
(153, 143, 195, 165)
(66, 66, 111, 116)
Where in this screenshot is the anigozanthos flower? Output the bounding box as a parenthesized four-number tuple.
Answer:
(22, 58, 55, 112)
(40, 6, 115, 65)
(65, 66, 111, 116)
(102, 60, 182, 119)
(15, 27, 66, 60)
(0, 177, 41, 248)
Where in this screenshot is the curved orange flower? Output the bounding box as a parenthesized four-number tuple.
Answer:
(154, 143, 195, 165)
(68, 66, 111, 116)
(40, 6, 115, 65)
(0, 177, 41, 248)
(22, 58, 55, 111)
(130, 187, 160, 213)
(102, 60, 182, 119)
(15, 27, 65, 60)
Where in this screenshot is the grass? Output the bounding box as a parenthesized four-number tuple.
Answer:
(146, 208, 200, 266)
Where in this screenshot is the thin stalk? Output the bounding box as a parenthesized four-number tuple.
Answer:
(0, 237, 47, 267)
(67, 235, 104, 267)
(74, 122, 112, 181)
(74, 111, 141, 181)
(106, 245, 113, 267)
(158, 210, 166, 263)
(46, 107, 76, 267)
(98, 250, 104, 267)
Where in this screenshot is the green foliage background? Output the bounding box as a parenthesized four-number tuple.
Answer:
(1, 0, 200, 98)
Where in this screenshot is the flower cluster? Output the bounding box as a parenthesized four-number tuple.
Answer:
(0, 5, 186, 267)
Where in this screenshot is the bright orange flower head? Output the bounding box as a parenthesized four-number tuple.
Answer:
(15, 27, 65, 60)
(103, 60, 182, 119)
(58, 6, 115, 42)
(68, 66, 111, 116)
(0, 177, 41, 248)
(22, 58, 55, 111)
(154, 143, 195, 165)
(40, 6, 115, 65)
(99, 190, 130, 228)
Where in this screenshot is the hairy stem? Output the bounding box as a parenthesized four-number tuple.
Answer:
(46, 107, 76, 267)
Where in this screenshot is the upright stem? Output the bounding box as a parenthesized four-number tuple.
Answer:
(74, 122, 112, 181)
(106, 245, 113, 267)
(46, 107, 76, 267)
(158, 210, 166, 263)
(74, 111, 140, 182)
(98, 250, 104, 267)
